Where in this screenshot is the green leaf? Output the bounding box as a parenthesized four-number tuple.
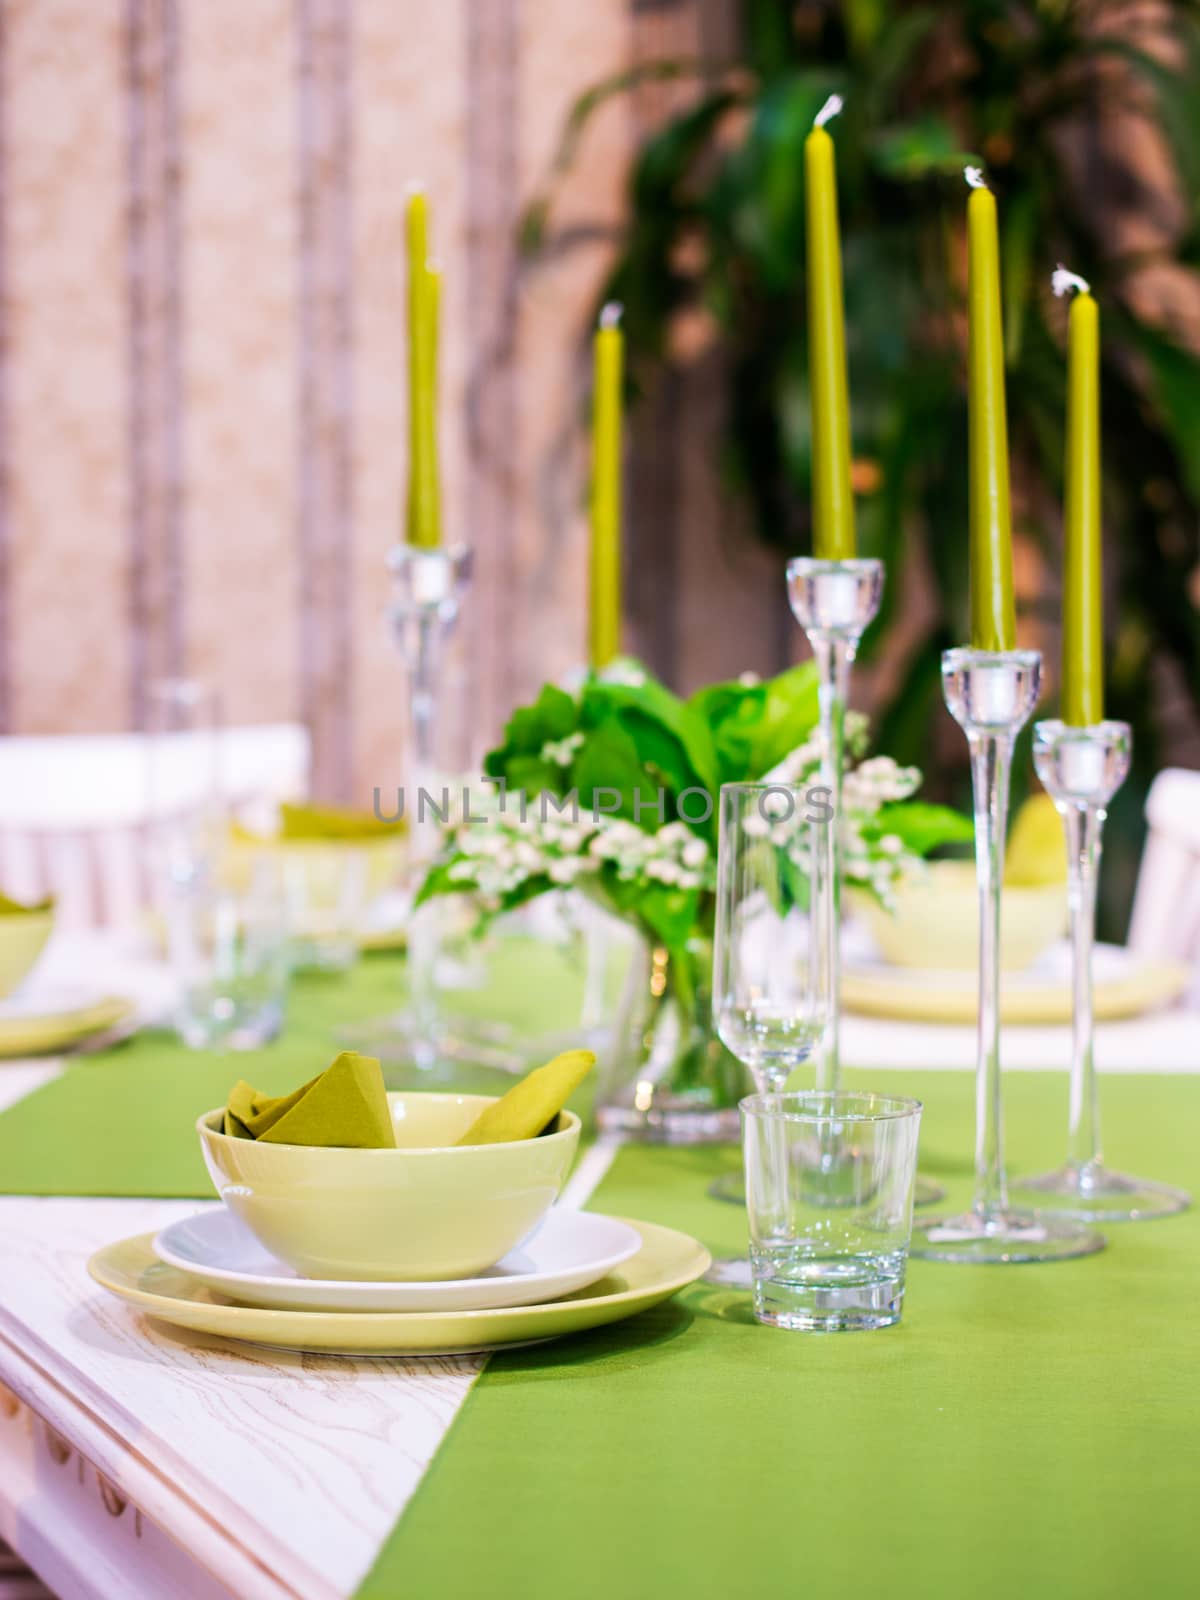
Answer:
(505, 683, 578, 753)
(688, 662, 820, 782)
(725, 76, 833, 294)
(688, 679, 768, 782)
(1001, 185, 1036, 364)
(504, 755, 562, 798)
(858, 8, 940, 114)
(870, 114, 966, 179)
(582, 672, 722, 799)
(483, 683, 580, 788)
(1123, 319, 1200, 504)
(867, 800, 974, 857)
(413, 857, 463, 909)
(748, 662, 821, 773)
(589, 865, 698, 956)
(572, 717, 663, 829)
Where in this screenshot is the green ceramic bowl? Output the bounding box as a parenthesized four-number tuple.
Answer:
(197, 1092, 581, 1282)
(849, 859, 1067, 973)
(0, 910, 54, 999)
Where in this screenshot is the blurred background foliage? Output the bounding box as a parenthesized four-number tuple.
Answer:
(524, 0, 1200, 939)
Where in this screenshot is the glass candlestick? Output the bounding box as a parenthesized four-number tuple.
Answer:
(388, 544, 473, 1066)
(783, 558, 945, 1211)
(912, 649, 1106, 1263)
(1014, 721, 1189, 1221)
(339, 544, 485, 1076)
(785, 558, 884, 1094)
(386, 544, 473, 803)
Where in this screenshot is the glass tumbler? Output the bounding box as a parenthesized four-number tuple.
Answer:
(279, 846, 371, 973)
(166, 860, 289, 1050)
(742, 1091, 923, 1332)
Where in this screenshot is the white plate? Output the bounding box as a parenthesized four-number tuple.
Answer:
(153, 1206, 643, 1313)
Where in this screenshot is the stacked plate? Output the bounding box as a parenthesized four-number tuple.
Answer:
(88, 1206, 711, 1357)
(0, 985, 134, 1057)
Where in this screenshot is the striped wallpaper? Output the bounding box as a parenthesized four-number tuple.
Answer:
(0, 0, 792, 804)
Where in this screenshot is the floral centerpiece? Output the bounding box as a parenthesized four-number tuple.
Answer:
(418, 660, 969, 1139)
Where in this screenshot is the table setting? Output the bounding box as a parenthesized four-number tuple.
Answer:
(1, 27, 1199, 1600)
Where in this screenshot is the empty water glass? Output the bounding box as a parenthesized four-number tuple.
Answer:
(145, 678, 225, 885)
(279, 846, 371, 973)
(166, 862, 289, 1050)
(742, 1091, 923, 1332)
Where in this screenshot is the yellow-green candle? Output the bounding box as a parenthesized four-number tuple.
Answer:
(406, 188, 441, 548)
(1056, 269, 1103, 725)
(966, 169, 1016, 650)
(805, 95, 856, 560)
(589, 303, 624, 669)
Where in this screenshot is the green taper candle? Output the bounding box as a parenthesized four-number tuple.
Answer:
(1055, 267, 1103, 725)
(805, 95, 856, 560)
(406, 187, 442, 548)
(589, 302, 624, 669)
(966, 169, 1016, 650)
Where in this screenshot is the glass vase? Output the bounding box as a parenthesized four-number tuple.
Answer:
(596, 933, 752, 1144)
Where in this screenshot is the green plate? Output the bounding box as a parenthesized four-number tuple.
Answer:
(842, 954, 1189, 1025)
(87, 1217, 710, 1356)
(0, 994, 134, 1058)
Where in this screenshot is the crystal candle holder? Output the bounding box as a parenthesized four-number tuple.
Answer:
(778, 558, 946, 1213)
(785, 558, 883, 1095)
(339, 543, 477, 1077)
(386, 544, 473, 802)
(911, 649, 1106, 1263)
(1014, 720, 1189, 1221)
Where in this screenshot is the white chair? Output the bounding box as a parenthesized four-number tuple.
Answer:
(0, 726, 310, 930)
(1128, 767, 1200, 975)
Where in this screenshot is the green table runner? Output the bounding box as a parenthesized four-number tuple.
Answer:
(0, 943, 586, 1194)
(0, 961, 1196, 1598)
(363, 1070, 1200, 1600)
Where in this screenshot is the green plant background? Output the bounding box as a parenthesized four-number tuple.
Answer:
(525, 0, 1200, 940)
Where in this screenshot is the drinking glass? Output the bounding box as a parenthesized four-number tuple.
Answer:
(279, 846, 372, 973)
(707, 783, 828, 1277)
(145, 678, 224, 887)
(742, 1091, 923, 1331)
(714, 783, 829, 1091)
(166, 859, 289, 1050)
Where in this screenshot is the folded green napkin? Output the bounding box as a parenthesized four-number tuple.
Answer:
(0, 892, 53, 916)
(223, 1051, 396, 1147)
(278, 802, 405, 841)
(457, 1050, 595, 1146)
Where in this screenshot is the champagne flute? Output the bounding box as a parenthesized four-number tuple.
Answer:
(706, 783, 829, 1283)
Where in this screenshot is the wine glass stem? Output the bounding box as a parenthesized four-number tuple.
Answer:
(809, 633, 853, 1096)
(968, 727, 1013, 1219)
(1063, 802, 1103, 1173)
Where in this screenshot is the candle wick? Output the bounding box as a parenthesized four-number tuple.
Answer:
(599, 301, 623, 330)
(964, 165, 987, 190)
(1051, 264, 1091, 299)
(814, 94, 843, 129)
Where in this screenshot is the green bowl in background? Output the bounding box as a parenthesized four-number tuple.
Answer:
(849, 860, 1067, 973)
(0, 910, 54, 998)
